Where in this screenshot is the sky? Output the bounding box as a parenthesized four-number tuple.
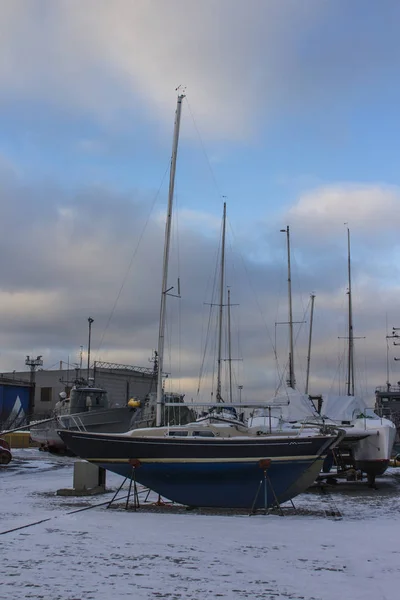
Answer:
(1, 0, 400, 402)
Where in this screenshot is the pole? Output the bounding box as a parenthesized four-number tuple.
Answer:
(79, 345, 83, 375)
(281, 226, 295, 388)
(228, 287, 233, 403)
(305, 294, 315, 395)
(386, 314, 390, 391)
(347, 228, 354, 396)
(216, 202, 227, 402)
(87, 317, 94, 383)
(156, 94, 185, 427)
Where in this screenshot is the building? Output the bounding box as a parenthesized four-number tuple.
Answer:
(0, 377, 34, 429)
(2, 361, 157, 420)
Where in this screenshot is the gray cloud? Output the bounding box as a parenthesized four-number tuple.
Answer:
(0, 169, 398, 403)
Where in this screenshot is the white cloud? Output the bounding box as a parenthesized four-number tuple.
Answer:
(281, 184, 400, 266)
(288, 184, 400, 232)
(2, 1, 396, 139)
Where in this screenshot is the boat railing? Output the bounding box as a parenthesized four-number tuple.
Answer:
(376, 385, 400, 395)
(58, 414, 87, 432)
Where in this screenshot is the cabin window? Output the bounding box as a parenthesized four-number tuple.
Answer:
(167, 431, 188, 437)
(192, 431, 215, 437)
(40, 387, 52, 402)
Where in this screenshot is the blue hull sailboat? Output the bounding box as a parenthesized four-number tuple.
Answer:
(59, 93, 341, 509)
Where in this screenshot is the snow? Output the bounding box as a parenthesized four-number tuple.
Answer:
(1, 449, 400, 599)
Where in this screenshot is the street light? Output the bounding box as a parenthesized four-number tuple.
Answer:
(87, 317, 94, 383)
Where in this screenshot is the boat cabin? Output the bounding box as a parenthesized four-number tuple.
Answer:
(69, 387, 109, 413)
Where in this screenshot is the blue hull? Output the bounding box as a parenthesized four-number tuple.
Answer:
(59, 429, 336, 509)
(97, 458, 324, 509)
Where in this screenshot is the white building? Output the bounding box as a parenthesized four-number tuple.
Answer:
(3, 361, 157, 419)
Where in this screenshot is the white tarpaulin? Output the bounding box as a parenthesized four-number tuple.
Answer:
(268, 391, 378, 424)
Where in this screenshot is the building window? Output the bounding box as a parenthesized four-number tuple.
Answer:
(40, 387, 52, 403)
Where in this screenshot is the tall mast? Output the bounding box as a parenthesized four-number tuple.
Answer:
(216, 202, 227, 402)
(281, 226, 295, 389)
(347, 227, 355, 396)
(227, 287, 233, 403)
(305, 294, 315, 395)
(156, 93, 185, 427)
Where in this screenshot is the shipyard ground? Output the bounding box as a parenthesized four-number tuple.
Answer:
(1, 449, 399, 599)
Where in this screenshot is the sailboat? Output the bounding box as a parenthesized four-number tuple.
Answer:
(59, 94, 341, 510)
(250, 226, 396, 486)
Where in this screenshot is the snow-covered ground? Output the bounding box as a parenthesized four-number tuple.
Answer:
(1, 449, 400, 599)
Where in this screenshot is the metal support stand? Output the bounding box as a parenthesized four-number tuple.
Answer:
(251, 469, 269, 515)
(250, 459, 284, 516)
(107, 476, 127, 509)
(106, 459, 142, 510)
(154, 494, 166, 506)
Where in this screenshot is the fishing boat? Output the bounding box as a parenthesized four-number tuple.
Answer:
(30, 383, 194, 454)
(30, 383, 137, 453)
(0, 437, 12, 465)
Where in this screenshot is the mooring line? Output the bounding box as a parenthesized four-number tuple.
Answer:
(0, 491, 135, 536)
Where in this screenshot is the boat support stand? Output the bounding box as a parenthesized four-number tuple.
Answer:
(250, 459, 285, 516)
(107, 459, 142, 511)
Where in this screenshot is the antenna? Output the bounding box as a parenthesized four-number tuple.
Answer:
(25, 355, 43, 386)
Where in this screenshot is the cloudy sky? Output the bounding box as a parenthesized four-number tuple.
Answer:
(1, 0, 400, 403)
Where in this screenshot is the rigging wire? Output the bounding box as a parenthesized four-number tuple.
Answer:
(196, 219, 223, 398)
(184, 97, 224, 202)
(293, 295, 312, 393)
(94, 163, 170, 359)
(224, 218, 282, 390)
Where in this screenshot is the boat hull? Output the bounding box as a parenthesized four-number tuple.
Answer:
(30, 406, 136, 452)
(352, 417, 397, 478)
(59, 430, 336, 509)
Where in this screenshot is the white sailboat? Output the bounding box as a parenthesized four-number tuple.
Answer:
(250, 226, 396, 486)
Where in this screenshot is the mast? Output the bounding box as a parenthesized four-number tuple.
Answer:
(347, 227, 354, 396)
(227, 287, 233, 403)
(305, 294, 315, 395)
(156, 93, 185, 427)
(281, 226, 295, 389)
(216, 202, 227, 402)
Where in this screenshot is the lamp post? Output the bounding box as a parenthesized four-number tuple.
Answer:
(87, 317, 94, 383)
